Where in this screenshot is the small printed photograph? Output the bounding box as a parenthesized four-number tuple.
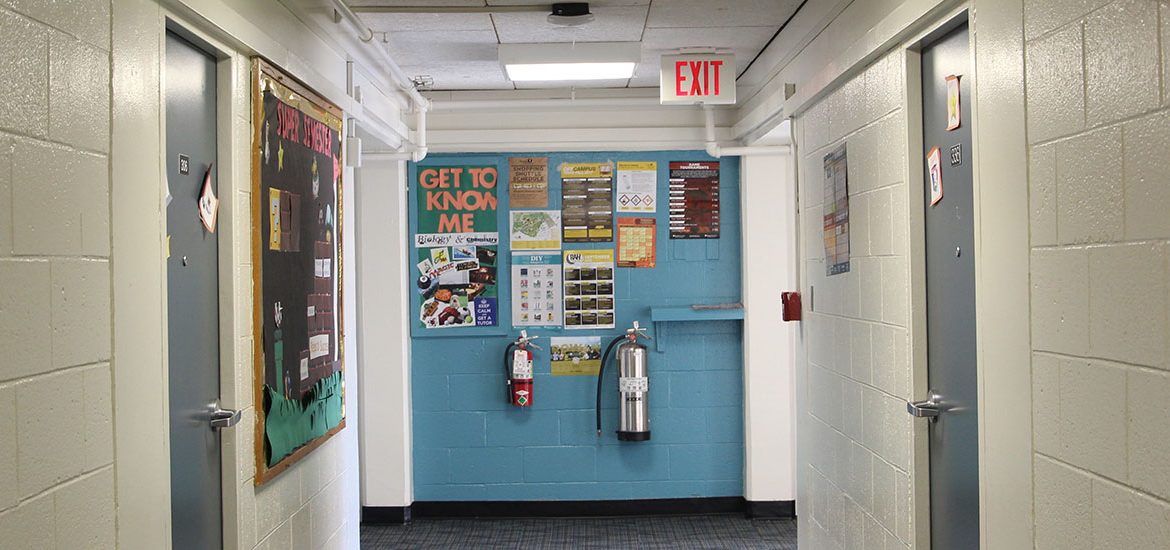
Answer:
(579, 267, 596, 280)
(565, 297, 581, 311)
(546, 268, 555, 277)
(520, 279, 529, 288)
(597, 297, 614, 310)
(417, 258, 434, 276)
(455, 260, 478, 272)
(470, 265, 497, 285)
(521, 291, 529, 299)
(565, 283, 581, 296)
(565, 313, 582, 326)
(476, 247, 497, 266)
(596, 267, 613, 280)
(520, 268, 529, 276)
(533, 280, 542, 288)
(580, 297, 597, 310)
(598, 312, 615, 326)
(430, 247, 450, 265)
(546, 290, 554, 299)
(582, 282, 598, 295)
(565, 268, 580, 281)
(582, 312, 598, 325)
(597, 282, 613, 295)
(453, 245, 476, 261)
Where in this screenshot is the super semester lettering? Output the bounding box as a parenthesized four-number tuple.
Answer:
(276, 101, 334, 157)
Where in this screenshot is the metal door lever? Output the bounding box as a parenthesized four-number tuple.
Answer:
(210, 407, 241, 429)
(907, 392, 943, 420)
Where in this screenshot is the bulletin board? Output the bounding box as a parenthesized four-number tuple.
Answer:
(250, 59, 346, 485)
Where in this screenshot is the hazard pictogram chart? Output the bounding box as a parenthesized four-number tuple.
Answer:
(616, 161, 657, 214)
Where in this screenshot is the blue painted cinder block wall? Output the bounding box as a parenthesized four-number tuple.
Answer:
(408, 151, 744, 501)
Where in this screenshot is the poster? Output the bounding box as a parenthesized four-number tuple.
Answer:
(415, 164, 500, 328)
(823, 144, 850, 275)
(550, 336, 602, 376)
(617, 217, 656, 268)
(563, 249, 616, 330)
(616, 161, 657, 213)
(946, 75, 961, 131)
(251, 59, 345, 484)
(561, 162, 614, 242)
(509, 156, 549, 208)
(668, 161, 720, 238)
(510, 210, 561, 251)
(927, 147, 944, 206)
(512, 253, 562, 327)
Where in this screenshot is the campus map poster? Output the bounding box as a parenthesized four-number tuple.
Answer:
(823, 144, 851, 275)
(561, 162, 614, 243)
(563, 249, 616, 329)
(415, 165, 500, 328)
(668, 161, 720, 238)
(251, 60, 345, 484)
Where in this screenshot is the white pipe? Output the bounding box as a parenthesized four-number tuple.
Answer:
(329, 0, 430, 111)
(703, 105, 789, 157)
(362, 108, 428, 162)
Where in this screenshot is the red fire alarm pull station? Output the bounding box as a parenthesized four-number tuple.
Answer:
(781, 292, 802, 321)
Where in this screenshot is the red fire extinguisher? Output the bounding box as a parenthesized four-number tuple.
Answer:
(504, 331, 539, 407)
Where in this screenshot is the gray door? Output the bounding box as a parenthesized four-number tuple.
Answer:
(166, 31, 223, 549)
(920, 21, 979, 549)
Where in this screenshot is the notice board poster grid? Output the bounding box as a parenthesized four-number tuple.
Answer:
(408, 151, 739, 340)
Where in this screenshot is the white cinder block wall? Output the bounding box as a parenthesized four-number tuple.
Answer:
(1027, 0, 1170, 547)
(794, 49, 914, 550)
(0, 2, 116, 548)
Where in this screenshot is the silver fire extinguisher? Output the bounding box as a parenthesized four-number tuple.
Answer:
(595, 321, 652, 441)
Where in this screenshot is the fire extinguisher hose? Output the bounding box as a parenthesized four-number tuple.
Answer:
(595, 335, 627, 436)
(503, 341, 518, 404)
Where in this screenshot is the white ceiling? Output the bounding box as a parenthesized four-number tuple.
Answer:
(347, 0, 804, 91)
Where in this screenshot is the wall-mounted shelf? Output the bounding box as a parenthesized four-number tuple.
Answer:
(649, 305, 744, 352)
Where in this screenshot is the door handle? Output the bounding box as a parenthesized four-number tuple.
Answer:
(907, 392, 943, 420)
(210, 406, 241, 429)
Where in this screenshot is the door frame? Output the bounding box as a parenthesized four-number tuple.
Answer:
(899, 3, 1033, 548)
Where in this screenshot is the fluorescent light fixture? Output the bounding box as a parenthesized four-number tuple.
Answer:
(500, 42, 639, 82)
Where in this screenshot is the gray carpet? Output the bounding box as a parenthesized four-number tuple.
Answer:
(361, 515, 798, 549)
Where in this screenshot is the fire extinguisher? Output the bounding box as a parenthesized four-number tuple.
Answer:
(595, 321, 652, 441)
(504, 330, 539, 407)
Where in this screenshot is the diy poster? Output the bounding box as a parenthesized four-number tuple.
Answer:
(510, 210, 561, 251)
(668, 161, 720, 238)
(617, 217, 656, 268)
(823, 144, 851, 275)
(550, 336, 602, 376)
(509, 156, 549, 208)
(251, 59, 345, 485)
(561, 162, 614, 242)
(563, 249, 616, 329)
(512, 253, 563, 327)
(616, 161, 657, 213)
(415, 164, 500, 329)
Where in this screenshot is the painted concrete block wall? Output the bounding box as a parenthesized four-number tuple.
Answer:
(1026, 0, 1170, 547)
(410, 152, 745, 501)
(0, 2, 115, 547)
(794, 49, 914, 550)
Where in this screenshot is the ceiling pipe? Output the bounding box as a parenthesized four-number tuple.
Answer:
(329, 0, 431, 112)
(703, 106, 789, 157)
(365, 108, 428, 162)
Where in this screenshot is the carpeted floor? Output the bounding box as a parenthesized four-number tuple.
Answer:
(360, 514, 798, 549)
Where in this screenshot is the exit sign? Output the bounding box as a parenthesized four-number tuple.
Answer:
(659, 53, 736, 105)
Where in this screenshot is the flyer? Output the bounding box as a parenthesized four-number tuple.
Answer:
(415, 165, 500, 328)
(550, 336, 602, 376)
(668, 161, 720, 239)
(823, 144, 850, 276)
(616, 161, 657, 213)
(509, 156, 549, 208)
(511, 253, 562, 328)
(510, 210, 562, 251)
(563, 249, 616, 330)
(617, 217, 656, 268)
(561, 162, 614, 243)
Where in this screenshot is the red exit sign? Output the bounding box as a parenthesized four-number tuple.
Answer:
(659, 53, 736, 105)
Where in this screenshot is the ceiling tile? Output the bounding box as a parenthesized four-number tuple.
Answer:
(400, 62, 515, 91)
(386, 30, 500, 66)
(493, 5, 648, 43)
(363, 12, 494, 32)
(640, 25, 776, 51)
(646, 0, 801, 28)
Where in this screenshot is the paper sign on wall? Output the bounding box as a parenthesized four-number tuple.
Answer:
(509, 157, 549, 208)
(563, 249, 616, 329)
(550, 336, 602, 376)
(616, 161, 657, 213)
(511, 253, 562, 327)
(561, 162, 614, 243)
(822, 144, 850, 276)
(617, 217, 656, 268)
(510, 210, 562, 251)
(927, 147, 944, 206)
(946, 75, 961, 131)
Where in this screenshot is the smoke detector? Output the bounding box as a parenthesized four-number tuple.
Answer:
(548, 2, 595, 26)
